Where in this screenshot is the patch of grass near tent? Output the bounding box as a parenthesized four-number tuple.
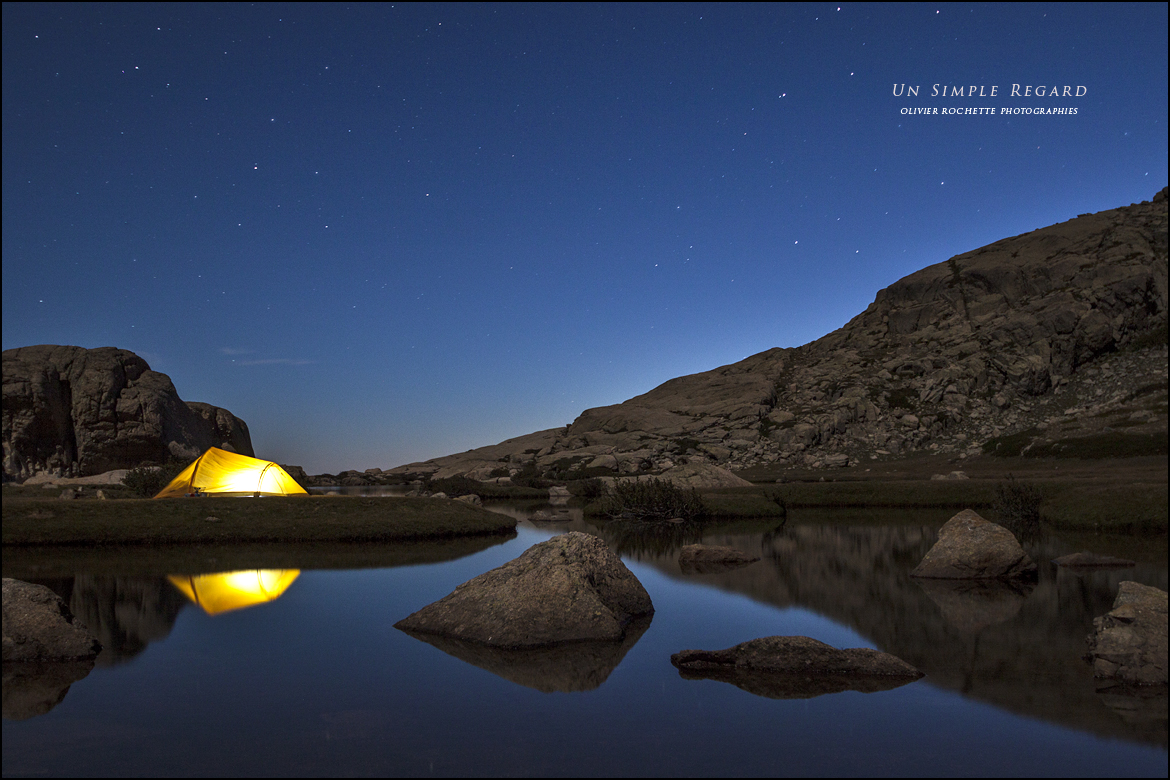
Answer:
(2, 495, 515, 547)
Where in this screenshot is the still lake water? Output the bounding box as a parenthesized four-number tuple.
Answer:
(3, 498, 1166, 777)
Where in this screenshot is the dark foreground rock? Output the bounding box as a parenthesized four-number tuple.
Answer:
(401, 615, 652, 693)
(2, 660, 96, 720)
(1052, 552, 1137, 568)
(2, 345, 253, 480)
(678, 544, 760, 574)
(910, 509, 1037, 579)
(671, 636, 923, 699)
(2, 578, 101, 720)
(1087, 581, 1167, 685)
(2, 579, 101, 662)
(394, 532, 653, 647)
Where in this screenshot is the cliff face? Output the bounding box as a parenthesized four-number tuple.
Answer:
(392, 188, 1167, 481)
(2, 345, 253, 480)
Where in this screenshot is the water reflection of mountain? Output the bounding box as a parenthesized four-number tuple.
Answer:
(628, 523, 1167, 748)
(31, 577, 188, 667)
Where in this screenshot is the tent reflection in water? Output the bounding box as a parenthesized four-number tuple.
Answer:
(153, 447, 308, 498)
(168, 570, 300, 616)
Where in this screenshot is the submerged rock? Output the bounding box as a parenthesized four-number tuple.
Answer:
(1052, 552, 1137, 568)
(671, 636, 923, 699)
(910, 509, 1036, 579)
(678, 544, 760, 574)
(1087, 581, 1167, 685)
(394, 532, 653, 647)
(2, 579, 101, 662)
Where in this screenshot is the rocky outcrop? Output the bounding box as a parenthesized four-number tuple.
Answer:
(2, 345, 253, 480)
(1087, 581, 1167, 684)
(395, 532, 653, 647)
(389, 189, 1167, 480)
(910, 509, 1037, 579)
(671, 636, 923, 699)
(2, 579, 101, 662)
(678, 544, 759, 574)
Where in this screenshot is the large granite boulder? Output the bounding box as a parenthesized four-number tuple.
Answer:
(910, 509, 1037, 579)
(671, 636, 923, 699)
(2, 345, 253, 480)
(654, 462, 753, 489)
(2, 579, 101, 662)
(395, 532, 653, 647)
(1087, 581, 1167, 685)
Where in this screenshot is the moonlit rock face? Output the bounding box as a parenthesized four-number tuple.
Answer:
(910, 510, 1036, 580)
(2, 345, 253, 480)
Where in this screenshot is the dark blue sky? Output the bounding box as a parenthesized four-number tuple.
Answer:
(4, 3, 1167, 473)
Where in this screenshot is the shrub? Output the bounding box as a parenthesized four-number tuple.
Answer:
(992, 475, 1042, 541)
(887, 387, 918, 411)
(764, 489, 789, 518)
(426, 476, 481, 497)
(1125, 321, 1167, 351)
(568, 478, 607, 500)
(122, 457, 193, 498)
(597, 478, 706, 522)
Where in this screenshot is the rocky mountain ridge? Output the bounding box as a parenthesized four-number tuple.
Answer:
(2, 345, 253, 480)
(389, 188, 1167, 483)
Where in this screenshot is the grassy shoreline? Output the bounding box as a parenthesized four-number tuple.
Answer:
(4, 453, 1164, 546)
(2, 494, 516, 547)
(696, 480, 1166, 532)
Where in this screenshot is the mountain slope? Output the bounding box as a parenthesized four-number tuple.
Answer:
(391, 189, 1168, 482)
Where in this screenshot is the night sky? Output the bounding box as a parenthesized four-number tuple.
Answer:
(3, 4, 1167, 474)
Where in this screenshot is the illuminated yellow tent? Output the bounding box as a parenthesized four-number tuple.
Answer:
(168, 570, 300, 615)
(153, 447, 308, 498)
